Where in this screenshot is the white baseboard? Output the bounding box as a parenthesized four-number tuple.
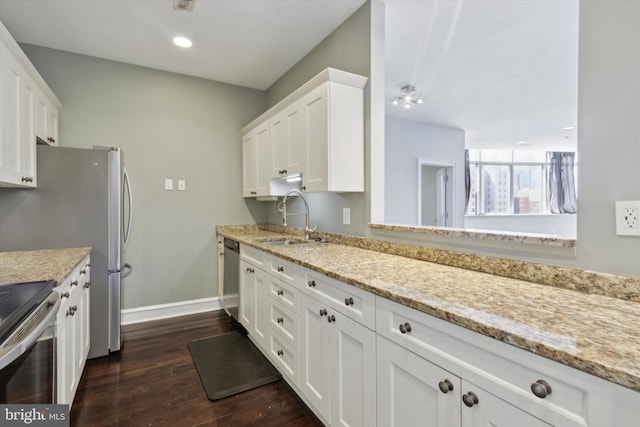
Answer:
(121, 297, 222, 325)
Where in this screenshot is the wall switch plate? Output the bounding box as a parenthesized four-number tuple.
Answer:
(343, 208, 351, 225)
(615, 200, 640, 236)
(178, 180, 186, 191)
(165, 179, 173, 191)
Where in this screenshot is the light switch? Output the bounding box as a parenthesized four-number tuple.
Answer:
(165, 179, 173, 191)
(343, 208, 351, 225)
(178, 180, 186, 191)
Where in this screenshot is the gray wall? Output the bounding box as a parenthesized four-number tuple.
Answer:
(17, 45, 267, 309)
(385, 116, 465, 227)
(574, 1, 640, 277)
(264, 2, 371, 237)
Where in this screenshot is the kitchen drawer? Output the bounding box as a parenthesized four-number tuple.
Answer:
(304, 271, 375, 330)
(241, 245, 266, 269)
(376, 297, 589, 426)
(266, 275, 300, 314)
(269, 332, 299, 388)
(268, 298, 300, 350)
(268, 255, 303, 286)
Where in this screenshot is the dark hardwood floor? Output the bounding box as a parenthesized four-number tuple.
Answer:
(70, 310, 324, 427)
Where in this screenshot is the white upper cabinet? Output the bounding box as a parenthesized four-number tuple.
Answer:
(0, 19, 61, 188)
(241, 68, 367, 198)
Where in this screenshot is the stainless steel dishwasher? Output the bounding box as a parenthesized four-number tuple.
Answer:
(222, 238, 240, 321)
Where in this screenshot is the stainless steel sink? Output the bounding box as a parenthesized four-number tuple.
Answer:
(257, 237, 310, 246)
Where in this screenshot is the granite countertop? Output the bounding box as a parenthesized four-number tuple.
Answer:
(0, 247, 92, 286)
(217, 226, 640, 393)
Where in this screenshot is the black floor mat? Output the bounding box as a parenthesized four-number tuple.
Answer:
(188, 332, 281, 400)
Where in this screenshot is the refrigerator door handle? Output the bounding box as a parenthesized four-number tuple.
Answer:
(123, 166, 133, 251)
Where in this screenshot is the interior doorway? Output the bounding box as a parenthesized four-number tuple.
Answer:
(418, 160, 455, 227)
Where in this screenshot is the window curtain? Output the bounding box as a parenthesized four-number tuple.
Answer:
(464, 149, 471, 211)
(548, 152, 577, 214)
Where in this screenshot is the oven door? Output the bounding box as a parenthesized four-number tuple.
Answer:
(0, 292, 60, 404)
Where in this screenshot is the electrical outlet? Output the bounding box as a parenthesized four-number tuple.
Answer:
(164, 179, 173, 191)
(615, 201, 640, 236)
(178, 180, 186, 191)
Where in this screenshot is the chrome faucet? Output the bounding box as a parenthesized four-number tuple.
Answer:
(281, 189, 317, 239)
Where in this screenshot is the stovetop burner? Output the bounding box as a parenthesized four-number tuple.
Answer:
(0, 280, 56, 344)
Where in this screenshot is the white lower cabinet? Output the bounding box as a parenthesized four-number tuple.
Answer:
(377, 335, 461, 427)
(236, 245, 640, 427)
(300, 293, 376, 427)
(239, 259, 268, 349)
(56, 254, 90, 407)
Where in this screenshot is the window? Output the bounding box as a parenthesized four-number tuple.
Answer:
(466, 149, 575, 215)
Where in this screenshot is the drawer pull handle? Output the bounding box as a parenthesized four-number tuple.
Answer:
(21, 176, 33, 183)
(80, 269, 87, 274)
(277, 349, 284, 356)
(277, 266, 284, 272)
(245, 267, 254, 273)
(462, 391, 479, 408)
(277, 290, 284, 296)
(438, 379, 454, 394)
(319, 309, 327, 317)
(308, 280, 316, 288)
(344, 297, 354, 306)
(277, 317, 284, 323)
(531, 380, 552, 399)
(71, 280, 79, 287)
(61, 292, 70, 299)
(327, 314, 336, 323)
(399, 322, 412, 334)
(84, 282, 91, 289)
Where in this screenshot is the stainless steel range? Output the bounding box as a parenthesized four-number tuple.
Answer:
(0, 280, 60, 404)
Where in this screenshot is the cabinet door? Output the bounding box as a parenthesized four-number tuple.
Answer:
(461, 380, 551, 427)
(0, 44, 35, 187)
(300, 294, 332, 423)
(303, 85, 328, 192)
(377, 336, 461, 427)
(242, 132, 257, 197)
(270, 112, 288, 177)
(253, 267, 268, 349)
(56, 297, 71, 404)
(330, 311, 376, 427)
(239, 261, 256, 330)
(286, 100, 306, 176)
(35, 91, 59, 146)
(255, 123, 271, 196)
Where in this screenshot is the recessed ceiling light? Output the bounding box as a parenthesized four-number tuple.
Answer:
(563, 126, 575, 130)
(516, 141, 529, 146)
(173, 37, 192, 48)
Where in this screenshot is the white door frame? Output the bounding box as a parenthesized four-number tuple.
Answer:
(417, 159, 456, 228)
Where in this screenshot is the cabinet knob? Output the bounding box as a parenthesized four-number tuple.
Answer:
(277, 317, 284, 324)
(344, 297, 354, 306)
(327, 314, 336, 323)
(531, 379, 552, 399)
(438, 379, 454, 394)
(308, 280, 316, 288)
(277, 349, 284, 356)
(301, 185, 306, 191)
(47, 137, 56, 144)
(84, 282, 91, 289)
(277, 289, 284, 296)
(399, 322, 412, 334)
(462, 391, 479, 408)
(277, 266, 284, 272)
(319, 308, 327, 317)
(61, 292, 70, 299)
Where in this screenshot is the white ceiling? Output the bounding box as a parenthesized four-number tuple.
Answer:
(385, 0, 579, 151)
(0, 0, 366, 90)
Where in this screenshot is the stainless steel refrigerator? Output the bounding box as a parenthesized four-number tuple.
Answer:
(0, 145, 133, 359)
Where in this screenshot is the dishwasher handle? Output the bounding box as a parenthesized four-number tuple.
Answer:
(224, 238, 240, 254)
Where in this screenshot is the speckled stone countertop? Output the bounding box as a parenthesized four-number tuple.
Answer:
(217, 225, 640, 393)
(0, 247, 91, 286)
